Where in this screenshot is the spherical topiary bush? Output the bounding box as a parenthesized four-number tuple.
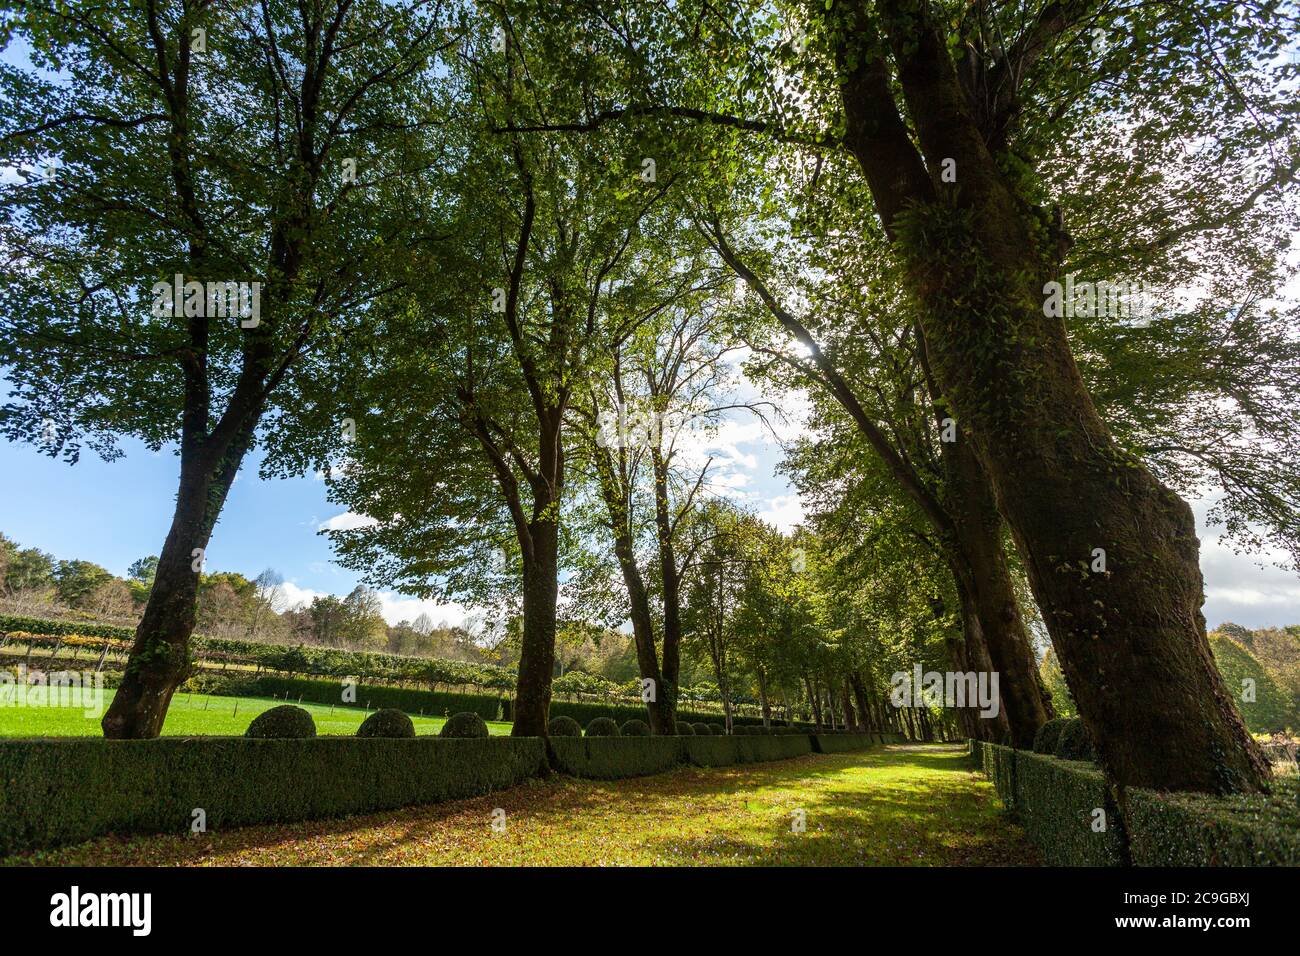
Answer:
(690, 722, 711, 736)
(1032, 717, 1069, 754)
(709, 723, 726, 736)
(675, 721, 695, 735)
(245, 704, 316, 739)
(1054, 718, 1096, 761)
(548, 715, 582, 737)
(585, 716, 621, 737)
(356, 708, 415, 739)
(620, 719, 650, 736)
(440, 711, 489, 739)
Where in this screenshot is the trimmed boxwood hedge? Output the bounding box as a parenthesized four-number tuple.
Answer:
(675, 721, 695, 735)
(245, 705, 316, 739)
(544, 698, 768, 729)
(1125, 780, 1300, 866)
(585, 717, 620, 737)
(547, 715, 582, 737)
(548, 737, 682, 779)
(619, 719, 650, 737)
(254, 676, 505, 722)
(1032, 718, 1069, 755)
(0, 737, 547, 856)
(1012, 750, 1123, 866)
(1053, 719, 1096, 761)
(690, 722, 712, 736)
(356, 709, 415, 739)
(680, 733, 819, 768)
(973, 741, 1300, 866)
(439, 712, 489, 739)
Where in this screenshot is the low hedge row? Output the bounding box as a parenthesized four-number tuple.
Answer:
(1125, 781, 1300, 866)
(688, 734, 814, 767)
(0, 731, 882, 855)
(549, 737, 685, 779)
(0, 737, 547, 856)
(973, 741, 1300, 866)
(252, 676, 507, 722)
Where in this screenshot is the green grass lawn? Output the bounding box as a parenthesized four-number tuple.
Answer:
(0, 690, 513, 738)
(11, 743, 1039, 866)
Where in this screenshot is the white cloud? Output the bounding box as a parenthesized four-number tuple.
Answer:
(278, 579, 469, 627)
(376, 593, 470, 629)
(278, 580, 328, 610)
(759, 493, 805, 533)
(317, 511, 378, 532)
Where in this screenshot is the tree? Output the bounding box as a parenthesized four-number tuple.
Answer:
(340, 585, 387, 649)
(0, 534, 55, 601)
(53, 559, 114, 608)
(0, 0, 456, 737)
(569, 233, 755, 733)
(308, 595, 348, 648)
(701, 202, 1052, 746)
(491, 0, 1295, 792)
(248, 568, 284, 640)
(682, 502, 769, 731)
(304, 12, 693, 736)
(1208, 632, 1297, 735)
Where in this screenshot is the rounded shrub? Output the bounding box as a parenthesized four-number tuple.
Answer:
(709, 723, 726, 736)
(356, 708, 415, 739)
(585, 716, 621, 737)
(440, 711, 489, 739)
(1032, 717, 1070, 755)
(675, 721, 695, 735)
(691, 722, 712, 736)
(245, 705, 316, 739)
(547, 715, 582, 736)
(1055, 718, 1096, 762)
(619, 719, 650, 736)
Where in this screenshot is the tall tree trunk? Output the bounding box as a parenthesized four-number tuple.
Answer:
(513, 519, 559, 737)
(832, 0, 1269, 793)
(651, 448, 683, 731)
(805, 674, 823, 728)
(943, 634, 984, 741)
(594, 449, 673, 734)
(102, 423, 254, 738)
(757, 666, 771, 728)
(950, 569, 1013, 743)
(941, 428, 1054, 747)
(849, 672, 874, 732)
(841, 680, 857, 731)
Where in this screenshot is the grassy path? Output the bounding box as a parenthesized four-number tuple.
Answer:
(13, 744, 1038, 866)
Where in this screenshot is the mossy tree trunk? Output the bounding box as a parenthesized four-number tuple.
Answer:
(832, 0, 1270, 792)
